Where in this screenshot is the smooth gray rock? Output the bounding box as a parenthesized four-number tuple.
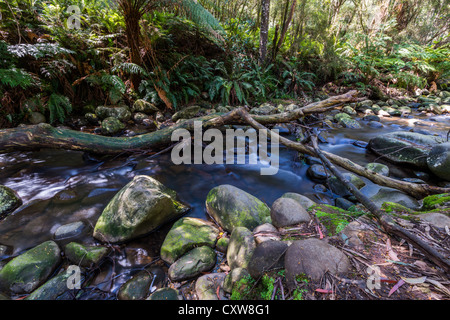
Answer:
(168, 246, 216, 282)
(227, 227, 256, 269)
(270, 197, 311, 228)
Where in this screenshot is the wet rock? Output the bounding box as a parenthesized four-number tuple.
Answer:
(0, 185, 22, 217)
(93, 175, 189, 243)
(25, 267, 85, 300)
(132, 112, 150, 124)
(195, 273, 227, 300)
(284, 238, 350, 286)
(0, 241, 61, 294)
(132, 99, 159, 115)
(270, 197, 311, 228)
(362, 115, 380, 122)
(64, 242, 110, 268)
(227, 227, 256, 269)
(118, 269, 155, 300)
(339, 117, 362, 129)
(160, 217, 219, 264)
(168, 246, 216, 282)
(223, 268, 250, 293)
(328, 173, 366, 196)
(54, 221, 88, 241)
(307, 164, 328, 180)
(253, 223, 280, 244)
(281, 192, 316, 210)
(369, 131, 444, 169)
(427, 142, 450, 181)
(205, 184, 271, 232)
(172, 105, 202, 122)
(52, 189, 79, 205)
(247, 240, 288, 279)
(370, 187, 420, 210)
(95, 105, 131, 121)
(342, 106, 357, 115)
(100, 117, 125, 135)
(85, 113, 99, 124)
(216, 237, 229, 253)
(147, 288, 180, 300)
(365, 163, 389, 176)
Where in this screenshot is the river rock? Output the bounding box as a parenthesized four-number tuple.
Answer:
(160, 217, 219, 264)
(227, 227, 256, 269)
(64, 242, 110, 268)
(195, 272, 226, 300)
(101, 117, 125, 135)
(307, 164, 328, 180)
(118, 269, 155, 300)
(247, 240, 288, 279)
(0, 241, 61, 294)
(281, 192, 316, 210)
(427, 142, 450, 181)
(147, 288, 180, 300)
(172, 105, 202, 121)
(327, 173, 366, 196)
(216, 237, 229, 253)
(95, 105, 131, 121)
(250, 103, 277, 115)
(365, 163, 389, 176)
(284, 238, 350, 286)
(54, 221, 88, 241)
(418, 212, 450, 229)
(223, 268, 250, 293)
(29, 112, 46, 124)
(132, 99, 159, 115)
(205, 185, 271, 232)
(342, 106, 357, 115)
(368, 131, 444, 169)
(93, 175, 189, 243)
(270, 197, 311, 228)
(168, 246, 216, 282)
(25, 267, 85, 300)
(253, 223, 280, 244)
(370, 187, 420, 210)
(0, 185, 22, 217)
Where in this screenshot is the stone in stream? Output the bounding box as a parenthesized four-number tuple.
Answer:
(427, 142, 450, 181)
(365, 163, 389, 176)
(160, 217, 219, 264)
(195, 272, 227, 300)
(93, 175, 189, 244)
(132, 99, 160, 115)
(147, 288, 180, 300)
(284, 238, 350, 287)
(368, 131, 444, 169)
(171, 105, 202, 121)
(270, 197, 311, 228)
(370, 187, 420, 210)
(25, 267, 85, 300)
(205, 184, 271, 232)
(118, 269, 154, 300)
(54, 221, 88, 241)
(247, 240, 289, 279)
(101, 117, 125, 135)
(0, 185, 22, 217)
(0, 240, 61, 294)
(168, 246, 217, 282)
(307, 164, 328, 180)
(327, 173, 366, 197)
(95, 105, 131, 121)
(227, 227, 256, 270)
(64, 242, 111, 268)
(280, 192, 316, 210)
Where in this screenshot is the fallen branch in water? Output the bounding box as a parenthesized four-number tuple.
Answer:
(237, 107, 450, 273)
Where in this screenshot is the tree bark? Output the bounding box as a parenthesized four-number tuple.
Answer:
(259, 0, 271, 65)
(272, 0, 297, 60)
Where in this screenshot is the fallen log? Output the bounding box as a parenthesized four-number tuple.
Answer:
(0, 90, 359, 154)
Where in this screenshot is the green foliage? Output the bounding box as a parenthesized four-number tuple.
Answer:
(87, 72, 126, 104)
(46, 93, 72, 123)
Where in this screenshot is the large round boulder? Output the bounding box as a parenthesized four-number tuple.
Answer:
(93, 175, 189, 243)
(427, 142, 450, 181)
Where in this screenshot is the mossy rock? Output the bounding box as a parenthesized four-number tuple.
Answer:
(160, 217, 219, 264)
(0, 241, 61, 294)
(0, 185, 22, 217)
(64, 242, 110, 268)
(205, 184, 271, 232)
(308, 204, 363, 236)
(421, 193, 450, 212)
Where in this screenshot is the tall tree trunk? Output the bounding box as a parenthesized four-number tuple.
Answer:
(259, 0, 271, 65)
(272, 0, 297, 61)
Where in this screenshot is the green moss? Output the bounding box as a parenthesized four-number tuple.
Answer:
(230, 274, 275, 300)
(308, 204, 363, 236)
(422, 193, 450, 211)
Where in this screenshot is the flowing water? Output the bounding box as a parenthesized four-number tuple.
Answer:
(0, 111, 448, 299)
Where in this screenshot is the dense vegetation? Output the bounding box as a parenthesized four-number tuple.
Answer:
(0, 0, 449, 128)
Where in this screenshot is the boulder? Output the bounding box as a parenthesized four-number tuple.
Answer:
(93, 175, 189, 243)
(280, 192, 316, 210)
(195, 273, 227, 300)
(365, 163, 389, 176)
(100, 117, 125, 135)
(95, 105, 131, 121)
(247, 240, 288, 279)
(132, 99, 159, 115)
(307, 164, 328, 180)
(168, 246, 216, 281)
(0, 241, 61, 294)
(29, 112, 46, 124)
(118, 269, 155, 300)
(227, 227, 256, 269)
(427, 142, 450, 181)
(370, 187, 420, 210)
(270, 197, 311, 228)
(369, 131, 444, 169)
(205, 185, 271, 232)
(64, 242, 110, 268)
(147, 288, 180, 300)
(172, 105, 202, 122)
(284, 238, 350, 286)
(160, 217, 219, 264)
